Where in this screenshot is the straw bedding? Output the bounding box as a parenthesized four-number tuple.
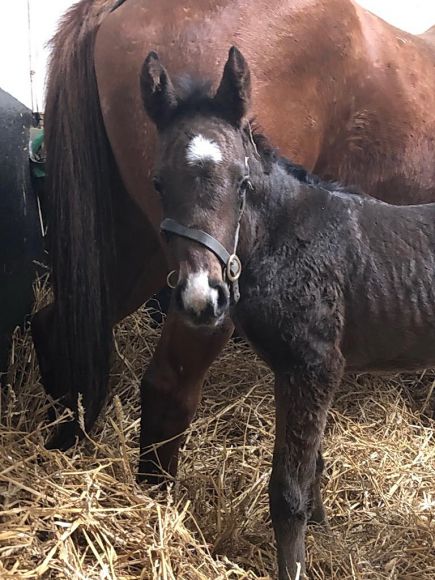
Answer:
(1, 283, 434, 579)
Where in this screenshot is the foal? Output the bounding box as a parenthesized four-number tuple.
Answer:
(140, 47, 435, 579)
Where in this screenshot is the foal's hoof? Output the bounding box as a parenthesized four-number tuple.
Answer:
(308, 505, 330, 530)
(136, 470, 165, 487)
(45, 421, 81, 451)
(136, 462, 172, 489)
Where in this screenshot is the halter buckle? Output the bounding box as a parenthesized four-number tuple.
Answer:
(226, 254, 242, 282)
(166, 269, 178, 289)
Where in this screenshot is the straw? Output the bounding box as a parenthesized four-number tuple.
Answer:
(0, 282, 434, 579)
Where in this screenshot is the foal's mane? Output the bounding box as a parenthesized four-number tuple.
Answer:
(247, 124, 363, 197)
(173, 77, 363, 197)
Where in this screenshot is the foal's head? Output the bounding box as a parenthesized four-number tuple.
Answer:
(141, 47, 253, 327)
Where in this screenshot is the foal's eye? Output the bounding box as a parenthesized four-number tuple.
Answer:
(152, 177, 163, 195)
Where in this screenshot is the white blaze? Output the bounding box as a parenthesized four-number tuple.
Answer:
(186, 134, 223, 165)
(182, 270, 218, 315)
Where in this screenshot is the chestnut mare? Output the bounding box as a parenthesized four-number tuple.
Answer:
(31, 0, 434, 486)
(140, 45, 435, 578)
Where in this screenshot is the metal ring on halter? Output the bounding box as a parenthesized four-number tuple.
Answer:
(226, 254, 242, 282)
(166, 270, 178, 289)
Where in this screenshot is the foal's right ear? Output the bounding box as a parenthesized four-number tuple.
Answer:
(140, 51, 178, 128)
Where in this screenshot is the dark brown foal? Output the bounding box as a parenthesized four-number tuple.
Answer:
(139, 47, 435, 578)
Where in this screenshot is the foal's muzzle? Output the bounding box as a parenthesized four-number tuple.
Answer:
(173, 275, 230, 327)
(160, 217, 243, 305)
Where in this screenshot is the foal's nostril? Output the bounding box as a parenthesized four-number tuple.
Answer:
(210, 282, 230, 318)
(213, 282, 230, 314)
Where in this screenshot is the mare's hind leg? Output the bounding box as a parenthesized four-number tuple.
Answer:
(138, 312, 234, 484)
(269, 360, 343, 579)
(31, 303, 110, 449)
(31, 305, 66, 403)
(32, 304, 75, 442)
(32, 222, 167, 450)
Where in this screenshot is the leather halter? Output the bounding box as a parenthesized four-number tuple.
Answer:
(160, 183, 248, 305)
(110, 0, 129, 13)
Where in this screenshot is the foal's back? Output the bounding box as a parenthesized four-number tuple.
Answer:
(285, 187, 435, 374)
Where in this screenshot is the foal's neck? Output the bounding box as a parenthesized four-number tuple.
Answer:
(239, 154, 305, 262)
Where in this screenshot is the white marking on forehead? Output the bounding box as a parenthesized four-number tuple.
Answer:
(186, 134, 223, 165)
(182, 270, 218, 315)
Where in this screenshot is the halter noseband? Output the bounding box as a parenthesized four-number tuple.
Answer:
(160, 181, 248, 305)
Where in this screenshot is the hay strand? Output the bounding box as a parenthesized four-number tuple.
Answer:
(0, 287, 434, 578)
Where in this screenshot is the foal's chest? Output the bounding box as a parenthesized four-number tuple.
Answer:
(233, 252, 344, 371)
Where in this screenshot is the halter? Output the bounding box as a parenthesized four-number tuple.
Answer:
(160, 163, 250, 305)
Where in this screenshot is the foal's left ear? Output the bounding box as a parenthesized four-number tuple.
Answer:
(140, 51, 178, 128)
(214, 46, 251, 126)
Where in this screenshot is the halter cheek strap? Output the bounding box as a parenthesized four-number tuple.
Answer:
(160, 215, 243, 304)
(160, 159, 251, 305)
(161, 219, 232, 269)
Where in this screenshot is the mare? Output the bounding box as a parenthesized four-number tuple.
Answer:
(31, 0, 435, 484)
(140, 46, 435, 579)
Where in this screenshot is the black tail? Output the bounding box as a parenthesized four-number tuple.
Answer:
(45, 0, 118, 428)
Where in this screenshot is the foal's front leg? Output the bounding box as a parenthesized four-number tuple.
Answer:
(138, 310, 234, 484)
(269, 361, 343, 579)
(308, 450, 328, 527)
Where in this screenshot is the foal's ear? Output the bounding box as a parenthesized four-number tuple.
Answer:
(140, 51, 178, 128)
(214, 46, 251, 126)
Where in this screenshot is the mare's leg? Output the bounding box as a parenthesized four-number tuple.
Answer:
(32, 300, 108, 449)
(138, 313, 234, 483)
(31, 304, 67, 406)
(269, 361, 342, 579)
(31, 217, 167, 449)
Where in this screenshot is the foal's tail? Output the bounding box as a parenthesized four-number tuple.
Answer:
(45, 0, 119, 427)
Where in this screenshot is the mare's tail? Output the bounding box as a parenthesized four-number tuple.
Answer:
(45, 0, 120, 433)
